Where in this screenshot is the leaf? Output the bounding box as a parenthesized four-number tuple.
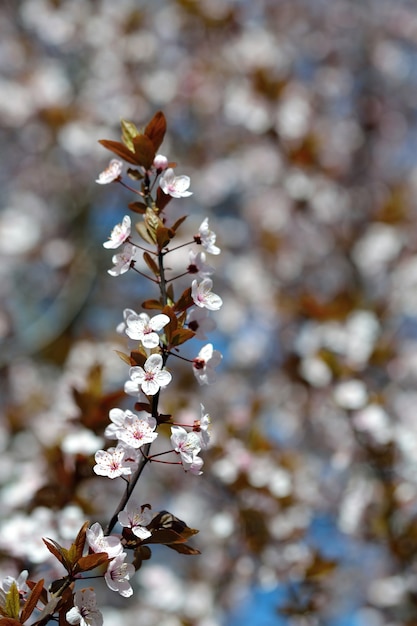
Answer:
(121, 119, 139, 151)
(128, 201, 147, 214)
(98, 139, 138, 165)
(142, 299, 163, 310)
(130, 351, 147, 367)
(155, 186, 172, 212)
(73, 521, 89, 562)
(170, 328, 195, 347)
(156, 225, 174, 250)
(126, 168, 143, 181)
(75, 553, 109, 573)
(20, 579, 45, 624)
(5, 583, 19, 620)
(173, 287, 193, 312)
(171, 215, 187, 232)
(144, 111, 166, 151)
(115, 350, 132, 366)
(135, 220, 156, 245)
(143, 251, 160, 276)
(135, 401, 152, 413)
(167, 543, 201, 555)
(42, 538, 67, 569)
(0, 619, 22, 626)
(132, 134, 155, 170)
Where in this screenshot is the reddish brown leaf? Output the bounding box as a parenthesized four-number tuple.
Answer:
(132, 134, 155, 170)
(0, 619, 23, 626)
(144, 111, 167, 151)
(128, 201, 147, 214)
(115, 350, 132, 366)
(20, 579, 45, 624)
(171, 215, 187, 232)
(167, 543, 201, 555)
(98, 139, 138, 165)
(156, 226, 174, 250)
(142, 299, 163, 310)
(42, 538, 66, 568)
(173, 287, 193, 312)
(73, 521, 89, 562)
(170, 328, 195, 347)
(155, 186, 172, 212)
(143, 251, 160, 276)
(75, 552, 109, 573)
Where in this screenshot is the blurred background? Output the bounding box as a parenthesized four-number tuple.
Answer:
(2, 0, 417, 624)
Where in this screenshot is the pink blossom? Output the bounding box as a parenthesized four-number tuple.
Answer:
(114, 411, 158, 449)
(66, 588, 103, 626)
(103, 215, 131, 249)
(86, 522, 122, 558)
(187, 250, 214, 277)
(170, 426, 204, 475)
(159, 168, 192, 198)
(187, 307, 216, 340)
(93, 444, 139, 479)
(193, 343, 222, 385)
(118, 502, 152, 540)
(104, 552, 135, 597)
(108, 243, 137, 276)
(95, 159, 123, 185)
(124, 354, 172, 397)
(125, 312, 170, 349)
(196, 218, 220, 255)
(191, 278, 223, 311)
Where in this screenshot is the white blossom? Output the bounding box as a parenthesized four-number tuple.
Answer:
(124, 354, 172, 396)
(104, 552, 135, 597)
(193, 343, 222, 385)
(95, 159, 123, 185)
(103, 215, 131, 249)
(197, 218, 221, 255)
(66, 588, 103, 626)
(159, 168, 192, 198)
(191, 278, 222, 311)
(125, 312, 170, 349)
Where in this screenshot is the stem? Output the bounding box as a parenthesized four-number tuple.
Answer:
(118, 179, 143, 196)
(106, 199, 170, 535)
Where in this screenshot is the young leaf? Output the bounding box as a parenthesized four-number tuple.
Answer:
(155, 186, 172, 212)
(170, 328, 195, 347)
(127, 168, 143, 181)
(98, 139, 138, 165)
(42, 538, 68, 569)
(171, 215, 187, 232)
(132, 134, 155, 171)
(143, 251, 160, 276)
(135, 221, 156, 245)
(73, 521, 89, 562)
(167, 543, 201, 555)
(121, 119, 139, 151)
(144, 111, 167, 151)
(173, 287, 193, 312)
(156, 225, 174, 250)
(74, 553, 109, 574)
(115, 350, 133, 366)
(5, 583, 19, 620)
(128, 201, 147, 214)
(20, 579, 45, 624)
(142, 299, 163, 310)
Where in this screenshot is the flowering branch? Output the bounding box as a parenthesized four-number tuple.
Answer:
(0, 111, 223, 626)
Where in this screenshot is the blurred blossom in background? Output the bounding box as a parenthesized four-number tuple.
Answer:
(2, 0, 417, 624)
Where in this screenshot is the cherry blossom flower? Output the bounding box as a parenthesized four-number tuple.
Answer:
(108, 243, 138, 276)
(93, 443, 139, 479)
(159, 168, 192, 198)
(104, 407, 128, 440)
(104, 552, 135, 597)
(196, 217, 221, 255)
(196, 404, 211, 449)
(170, 426, 204, 475)
(0, 570, 28, 606)
(118, 502, 152, 540)
(86, 522, 123, 558)
(113, 411, 158, 449)
(191, 278, 223, 311)
(103, 215, 131, 249)
(124, 354, 172, 397)
(116, 308, 138, 335)
(153, 154, 168, 171)
(193, 343, 222, 385)
(187, 250, 214, 277)
(125, 312, 170, 349)
(66, 588, 103, 626)
(95, 159, 123, 185)
(187, 307, 216, 340)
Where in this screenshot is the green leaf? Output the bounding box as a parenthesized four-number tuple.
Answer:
(121, 119, 139, 151)
(5, 583, 20, 620)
